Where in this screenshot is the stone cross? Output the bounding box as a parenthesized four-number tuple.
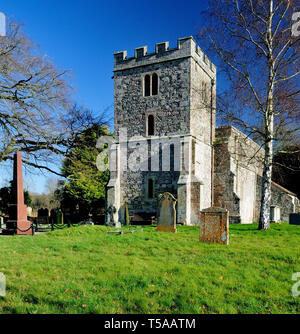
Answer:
(6, 152, 32, 235)
(200, 207, 229, 245)
(157, 192, 177, 233)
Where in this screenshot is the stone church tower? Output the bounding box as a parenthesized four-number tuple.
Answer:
(106, 36, 217, 226)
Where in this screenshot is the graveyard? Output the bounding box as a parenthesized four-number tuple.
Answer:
(0, 223, 299, 314)
(0, 1, 299, 317)
(0, 151, 299, 314)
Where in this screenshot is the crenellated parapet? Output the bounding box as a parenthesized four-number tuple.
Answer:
(114, 36, 216, 78)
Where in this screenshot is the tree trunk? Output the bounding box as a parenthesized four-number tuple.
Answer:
(259, 137, 273, 230)
(258, 0, 275, 231)
(258, 84, 275, 230)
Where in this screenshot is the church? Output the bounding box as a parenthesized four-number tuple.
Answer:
(106, 36, 299, 226)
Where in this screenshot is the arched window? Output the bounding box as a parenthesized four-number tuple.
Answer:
(144, 73, 158, 97)
(152, 73, 158, 96)
(148, 115, 155, 136)
(145, 74, 151, 96)
(148, 178, 154, 199)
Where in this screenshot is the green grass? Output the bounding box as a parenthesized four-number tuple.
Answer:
(0, 223, 299, 314)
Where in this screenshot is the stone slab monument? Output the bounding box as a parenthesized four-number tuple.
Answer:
(157, 192, 177, 233)
(5, 152, 32, 235)
(289, 214, 300, 226)
(200, 207, 229, 245)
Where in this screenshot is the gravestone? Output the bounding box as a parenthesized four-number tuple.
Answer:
(106, 206, 121, 228)
(50, 209, 57, 224)
(56, 209, 64, 225)
(64, 208, 71, 226)
(200, 207, 229, 245)
(38, 208, 49, 217)
(289, 214, 300, 226)
(5, 152, 32, 235)
(38, 208, 43, 217)
(157, 192, 177, 233)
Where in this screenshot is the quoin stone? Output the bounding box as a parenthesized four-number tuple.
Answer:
(157, 192, 177, 233)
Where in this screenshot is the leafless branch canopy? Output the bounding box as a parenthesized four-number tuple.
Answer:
(0, 20, 110, 175)
(197, 0, 300, 146)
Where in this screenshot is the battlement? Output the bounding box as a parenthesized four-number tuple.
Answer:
(114, 36, 216, 77)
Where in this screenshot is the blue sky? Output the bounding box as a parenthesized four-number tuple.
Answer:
(0, 0, 210, 193)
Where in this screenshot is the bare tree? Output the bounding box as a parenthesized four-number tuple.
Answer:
(45, 177, 59, 195)
(197, 0, 300, 229)
(0, 19, 112, 178)
(0, 19, 89, 176)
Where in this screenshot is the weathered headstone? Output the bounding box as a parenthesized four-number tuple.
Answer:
(5, 152, 32, 235)
(157, 192, 177, 233)
(200, 207, 229, 245)
(289, 213, 300, 226)
(106, 205, 121, 228)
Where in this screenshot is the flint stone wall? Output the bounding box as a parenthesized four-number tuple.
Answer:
(214, 126, 299, 223)
(111, 37, 216, 225)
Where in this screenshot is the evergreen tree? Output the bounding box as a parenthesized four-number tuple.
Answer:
(60, 123, 111, 221)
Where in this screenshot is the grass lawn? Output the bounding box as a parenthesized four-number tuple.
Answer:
(0, 223, 299, 314)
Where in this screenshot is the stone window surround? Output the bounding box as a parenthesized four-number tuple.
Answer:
(142, 71, 160, 97)
(144, 176, 156, 201)
(145, 110, 157, 137)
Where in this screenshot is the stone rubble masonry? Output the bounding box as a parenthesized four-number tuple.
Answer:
(107, 37, 216, 226)
(256, 177, 300, 222)
(114, 37, 216, 75)
(214, 126, 299, 223)
(214, 126, 264, 224)
(107, 36, 299, 226)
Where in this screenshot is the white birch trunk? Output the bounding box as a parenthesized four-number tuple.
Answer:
(259, 136, 273, 229)
(259, 0, 275, 230)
